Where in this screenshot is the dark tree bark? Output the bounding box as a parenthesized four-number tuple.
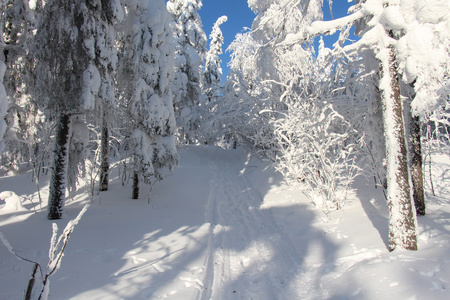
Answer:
(132, 170, 139, 199)
(403, 81, 426, 216)
(382, 46, 417, 251)
(410, 115, 425, 216)
(100, 110, 109, 191)
(48, 113, 71, 220)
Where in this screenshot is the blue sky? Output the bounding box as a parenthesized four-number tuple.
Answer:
(199, 0, 355, 80)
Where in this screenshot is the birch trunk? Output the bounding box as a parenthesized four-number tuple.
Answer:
(380, 46, 417, 251)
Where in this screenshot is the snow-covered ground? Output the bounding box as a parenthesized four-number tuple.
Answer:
(1, 145, 449, 299)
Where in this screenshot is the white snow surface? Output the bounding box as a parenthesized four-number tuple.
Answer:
(1, 146, 449, 299)
(0, 191, 26, 212)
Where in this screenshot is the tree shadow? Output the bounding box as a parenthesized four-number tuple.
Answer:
(353, 176, 389, 250)
(200, 146, 340, 299)
(0, 145, 341, 300)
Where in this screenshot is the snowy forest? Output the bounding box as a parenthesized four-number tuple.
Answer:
(1, 0, 450, 299)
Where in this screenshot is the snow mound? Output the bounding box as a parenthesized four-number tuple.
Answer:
(0, 191, 26, 211)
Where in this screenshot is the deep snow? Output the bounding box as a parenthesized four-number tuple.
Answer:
(1, 146, 449, 299)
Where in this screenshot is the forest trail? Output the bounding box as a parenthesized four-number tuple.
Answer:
(200, 149, 303, 299)
(1, 146, 450, 300)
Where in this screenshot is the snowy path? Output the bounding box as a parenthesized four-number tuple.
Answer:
(1, 146, 450, 300)
(201, 154, 302, 299)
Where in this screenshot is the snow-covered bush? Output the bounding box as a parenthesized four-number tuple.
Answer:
(273, 100, 362, 211)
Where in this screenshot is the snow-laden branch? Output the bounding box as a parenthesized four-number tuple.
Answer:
(278, 10, 365, 47)
(343, 24, 395, 54)
(308, 10, 365, 38)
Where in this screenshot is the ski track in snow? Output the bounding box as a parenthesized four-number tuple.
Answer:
(201, 157, 302, 300)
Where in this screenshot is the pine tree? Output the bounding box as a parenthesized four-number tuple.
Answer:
(167, 0, 207, 143)
(118, 0, 178, 199)
(219, 31, 261, 148)
(199, 15, 227, 144)
(34, 0, 122, 219)
(223, 0, 324, 152)
(0, 0, 43, 170)
(203, 16, 227, 103)
(94, 0, 123, 193)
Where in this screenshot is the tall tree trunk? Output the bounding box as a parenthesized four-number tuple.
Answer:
(381, 46, 417, 251)
(100, 110, 109, 191)
(48, 113, 71, 220)
(410, 115, 425, 215)
(132, 170, 139, 199)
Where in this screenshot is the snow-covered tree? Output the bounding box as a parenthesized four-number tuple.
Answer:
(0, 0, 7, 153)
(167, 0, 207, 143)
(0, 57, 6, 154)
(203, 16, 227, 103)
(271, 37, 366, 211)
(293, 0, 450, 251)
(93, 0, 123, 193)
(222, 0, 325, 153)
(118, 0, 178, 199)
(33, 0, 123, 219)
(220, 31, 267, 149)
(0, 0, 42, 170)
(199, 15, 227, 144)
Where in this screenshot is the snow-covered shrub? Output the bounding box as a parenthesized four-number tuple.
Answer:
(272, 99, 362, 211)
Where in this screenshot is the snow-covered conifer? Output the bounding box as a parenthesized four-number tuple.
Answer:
(118, 0, 178, 199)
(203, 15, 227, 102)
(34, 0, 123, 219)
(167, 0, 207, 143)
(199, 15, 227, 144)
(0, 0, 42, 167)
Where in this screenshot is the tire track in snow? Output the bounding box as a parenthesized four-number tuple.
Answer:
(202, 156, 303, 300)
